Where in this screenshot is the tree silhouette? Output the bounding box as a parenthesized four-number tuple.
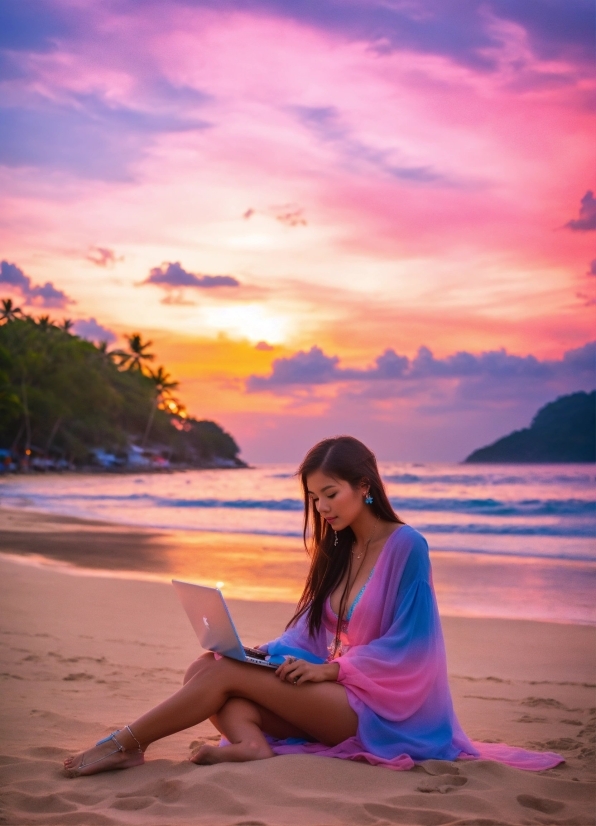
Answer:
(114, 333, 155, 374)
(142, 365, 179, 447)
(59, 319, 74, 332)
(0, 298, 22, 324)
(96, 341, 119, 364)
(37, 315, 55, 330)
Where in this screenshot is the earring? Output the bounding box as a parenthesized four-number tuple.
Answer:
(364, 493, 373, 505)
(334, 531, 338, 547)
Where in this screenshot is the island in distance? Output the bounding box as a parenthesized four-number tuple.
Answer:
(464, 391, 595, 464)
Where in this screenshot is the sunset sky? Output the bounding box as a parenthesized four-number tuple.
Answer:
(1, 0, 594, 462)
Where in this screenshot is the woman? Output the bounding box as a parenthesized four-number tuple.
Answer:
(65, 437, 562, 776)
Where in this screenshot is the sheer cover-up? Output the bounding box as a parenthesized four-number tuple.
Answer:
(262, 526, 563, 772)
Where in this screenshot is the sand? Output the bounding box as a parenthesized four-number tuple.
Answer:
(0, 512, 594, 825)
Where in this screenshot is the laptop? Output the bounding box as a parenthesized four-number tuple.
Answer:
(172, 580, 278, 668)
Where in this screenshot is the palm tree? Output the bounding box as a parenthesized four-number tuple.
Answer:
(142, 366, 179, 447)
(37, 315, 55, 330)
(0, 298, 22, 324)
(59, 319, 74, 332)
(114, 333, 155, 374)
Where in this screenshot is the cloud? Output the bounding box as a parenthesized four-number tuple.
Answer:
(565, 190, 596, 232)
(0, 261, 33, 292)
(73, 317, 117, 344)
(273, 204, 307, 227)
(562, 341, 596, 371)
(255, 340, 274, 351)
(248, 346, 339, 389)
(5, 0, 592, 77)
(147, 0, 593, 72)
(0, 0, 74, 53)
(247, 341, 595, 395)
(0, 90, 211, 181)
(142, 262, 240, 290)
(292, 105, 450, 186)
(588, 260, 596, 276)
(0, 260, 73, 308)
(242, 204, 307, 226)
(86, 247, 122, 267)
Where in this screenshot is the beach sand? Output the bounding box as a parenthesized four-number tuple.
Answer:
(0, 510, 594, 825)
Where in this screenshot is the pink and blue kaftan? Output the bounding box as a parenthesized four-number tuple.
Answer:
(262, 525, 563, 772)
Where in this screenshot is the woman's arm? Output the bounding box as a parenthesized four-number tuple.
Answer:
(259, 605, 330, 664)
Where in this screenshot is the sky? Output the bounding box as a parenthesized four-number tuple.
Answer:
(1, 0, 594, 463)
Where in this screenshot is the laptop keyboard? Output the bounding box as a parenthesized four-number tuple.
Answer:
(243, 647, 268, 660)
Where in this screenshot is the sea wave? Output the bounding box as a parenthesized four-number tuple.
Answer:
(390, 497, 596, 517)
(2, 490, 594, 518)
(384, 472, 595, 486)
(419, 523, 595, 538)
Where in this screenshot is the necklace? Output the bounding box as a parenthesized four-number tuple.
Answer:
(329, 518, 380, 660)
(352, 517, 380, 559)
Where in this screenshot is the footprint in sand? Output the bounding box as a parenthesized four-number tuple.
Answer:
(517, 794, 565, 814)
(27, 746, 70, 758)
(364, 801, 456, 824)
(521, 697, 570, 710)
(111, 796, 155, 811)
(416, 776, 468, 794)
(5, 791, 78, 814)
(63, 672, 94, 681)
(419, 759, 462, 776)
(579, 716, 596, 739)
(234, 821, 267, 826)
(189, 736, 221, 750)
(115, 778, 184, 804)
(539, 737, 579, 751)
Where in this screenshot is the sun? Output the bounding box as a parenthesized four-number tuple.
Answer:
(202, 303, 292, 344)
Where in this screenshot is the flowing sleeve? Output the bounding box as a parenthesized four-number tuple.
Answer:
(260, 608, 329, 664)
(335, 533, 447, 721)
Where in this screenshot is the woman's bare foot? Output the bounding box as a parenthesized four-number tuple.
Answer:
(63, 731, 145, 778)
(190, 739, 274, 765)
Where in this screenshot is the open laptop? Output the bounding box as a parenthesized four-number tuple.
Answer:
(172, 580, 278, 668)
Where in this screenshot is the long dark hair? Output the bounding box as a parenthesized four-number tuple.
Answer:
(287, 436, 402, 638)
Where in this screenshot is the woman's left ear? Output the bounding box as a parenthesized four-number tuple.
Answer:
(360, 480, 372, 504)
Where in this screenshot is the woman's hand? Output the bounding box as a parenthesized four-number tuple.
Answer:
(275, 657, 339, 686)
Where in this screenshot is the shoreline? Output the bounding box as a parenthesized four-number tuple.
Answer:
(0, 460, 251, 476)
(2, 501, 594, 563)
(1, 506, 594, 624)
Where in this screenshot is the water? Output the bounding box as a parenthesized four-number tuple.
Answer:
(1, 464, 594, 623)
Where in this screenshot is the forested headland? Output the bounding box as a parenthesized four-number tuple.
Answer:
(0, 299, 244, 471)
(464, 391, 595, 463)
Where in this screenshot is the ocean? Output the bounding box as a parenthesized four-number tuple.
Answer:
(1, 463, 594, 624)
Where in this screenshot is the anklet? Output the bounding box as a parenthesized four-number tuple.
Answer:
(125, 725, 143, 751)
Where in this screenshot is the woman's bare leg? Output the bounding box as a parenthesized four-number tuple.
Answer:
(65, 654, 357, 776)
(191, 698, 274, 764)
(192, 697, 314, 765)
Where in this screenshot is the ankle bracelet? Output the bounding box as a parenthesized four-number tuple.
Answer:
(125, 725, 143, 751)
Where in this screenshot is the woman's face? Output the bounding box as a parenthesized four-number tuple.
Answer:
(306, 470, 367, 532)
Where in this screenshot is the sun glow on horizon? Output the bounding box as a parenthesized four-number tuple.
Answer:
(197, 304, 293, 345)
